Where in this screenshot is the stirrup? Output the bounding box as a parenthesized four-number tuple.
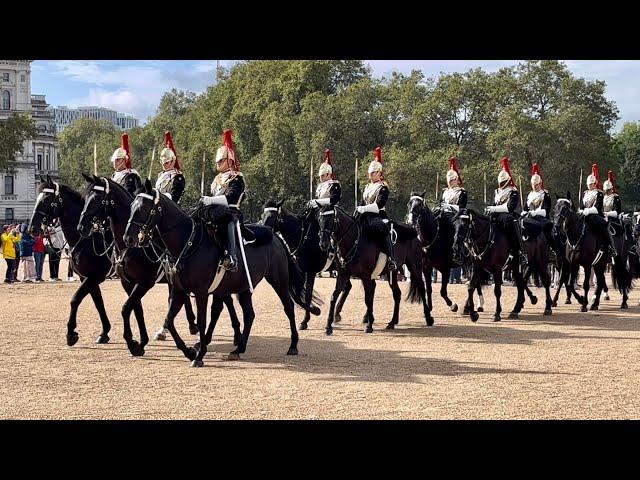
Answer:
(388, 259, 398, 271)
(223, 256, 239, 272)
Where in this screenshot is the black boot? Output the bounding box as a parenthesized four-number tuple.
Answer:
(512, 220, 528, 268)
(224, 221, 239, 272)
(385, 234, 398, 271)
(606, 228, 618, 258)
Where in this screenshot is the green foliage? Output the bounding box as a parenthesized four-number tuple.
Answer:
(0, 113, 37, 171)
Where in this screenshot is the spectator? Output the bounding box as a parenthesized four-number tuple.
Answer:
(64, 246, 77, 282)
(18, 224, 36, 282)
(450, 266, 462, 284)
(33, 230, 46, 282)
(45, 221, 65, 282)
(2, 225, 19, 283)
(11, 225, 21, 282)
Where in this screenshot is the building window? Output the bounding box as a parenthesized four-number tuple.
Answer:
(21, 74, 25, 82)
(5, 175, 14, 195)
(2, 73, 9, 82)
(5, 209, 14, 221)
(46, 155, 49, 170)
(2, 91, 9, 110)
(37, 154, 42, 171)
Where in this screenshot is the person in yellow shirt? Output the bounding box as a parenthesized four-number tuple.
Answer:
(2, 225, 19, 283)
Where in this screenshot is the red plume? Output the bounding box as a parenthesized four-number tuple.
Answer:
(607, 170, 617, 193)
(500, 156, 516, 187)
(121, 133, 132, 169)
(223, 129, 239, 171)
(324, 148, 335, 180)
(164, 131, 181, 171)
(449, 156, 463, 186)
(530, 162, 544, 189)
(374, 146, 383, 164)
(591, 163, 602, 190)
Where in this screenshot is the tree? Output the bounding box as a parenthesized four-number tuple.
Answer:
(614, 122, 640, 207)
(0, 113, 37, 171)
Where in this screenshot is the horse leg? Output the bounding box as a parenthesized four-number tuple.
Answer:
(223, 295, 242, 346)
(385, 275, 401, 329)
(334, 278, 352, 324)
(122, 282, 153, 357)
(542, 267, 553, 316)
(493, 274, 503, 322)
(425, 264, 434, 316)
(89, 282, 111, 344)
(191, 292, 210, 367)
(467, 272, 479, 322)
(591, 267, 606, 311)
(325, 273, 348, 335)
(440, 267, 458, 313)
(198, 296, 224, 350)
(364, 279, 376, 333)
(522, 265, 538, 305)
(156, 286, 198, 341)
(230, 290, 255, 358)
(66, 277, 97, 346)
(476, 285, 485, 312)
(299, 272, 315, 330)
(267, 274, 300, 356)
(163, 290, 196, 361)
(580, 265, 591, 312)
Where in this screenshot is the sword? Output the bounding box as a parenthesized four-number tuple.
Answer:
(93, 142, 97, 175)
(483, 170, 487, 206)
(236, 220, 254, 293)
(200, 151, 206, 196)
(147, 147, 156, 180)
(435, 171, 439, 203)
(578, 168, 583, 204)
(518, 175, 523, 210)
(354, 155, 358, 210)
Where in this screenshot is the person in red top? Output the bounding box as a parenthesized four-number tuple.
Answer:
(33, 231, 46, 282)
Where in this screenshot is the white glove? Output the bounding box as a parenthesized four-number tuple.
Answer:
(163, 192, 173, 200)
(583, 206, 598, 216)
(486, 206, 496, 214)
(605, 211, 618, 219)
(531, 208, 546, 217)
(492, 203, 509, 213)
(450, 204, 460, 212)
(315, 197, 331, 206)
(520, 210, 529, 217)
(202, 195, 228, 207)
(308, 199, 319, 208)
(357, 203, 380, 214)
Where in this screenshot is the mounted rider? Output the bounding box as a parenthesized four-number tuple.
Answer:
(155, 131, 186, 203)
(581, 163, 617, 258)
(522, 162, 554, 247)
(201, 129, 245, 271)
(308, 148, 342, 210)
(355, 146, 397, 271)
(110, 133, 142, 196)
(603, 169, 623, 255)
(438, 156, 468, 218)
(485, 156, 528, 268)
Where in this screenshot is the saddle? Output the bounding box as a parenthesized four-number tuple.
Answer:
(521, 217, 543, 240)
(242, 223, 273, 246)
(389, 221, 417, 242)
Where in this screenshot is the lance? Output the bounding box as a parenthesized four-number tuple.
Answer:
(354, 155, 359, 209)
(309, 157, 313, 201)
(483, 170, 487, 205)
(147, 146, 156, 180)
(518, 175, 524, 210)
(435, 171, 439, 203)
(200, 151, 206, 196)
(578, 168, 583, 204)
(93, 142, 97, 176)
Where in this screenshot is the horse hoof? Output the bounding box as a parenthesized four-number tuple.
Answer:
(552, 300, 558, 307)
(544, 309, 552, 316)
(185, 347, 197, 361)
(131, 344, 145, 357)
(470, 312, 479, 323)
(426, 316, 435, 327)
(189, 325, 199, 335)
(233, 336, 241, 346)
(362, 316, 368, 324)
(622, 303, 629, 310)
(226, 352, 241, 361)
(604, 294, 610, 301)
(477, 307, 484, 313)
(590, 305, 599, 311)
(299, 322, 308, 331)
(193, 341, 201, 351)
(451, 303, 458, 313)
(565, 299, 572, 305)
(493, 315, 501, 322)
(580, 306, 588, 313)
(287, 348, 298, 356)
(365, 326, 373, 334)
(95, 334, 110, 344)
(530, 296, 538, 305)
(190, 359, 204, 368)
(325, 327, 333, 336)
(334, 314, 342, 324)
(67, 332, 79, 347)
(508, 312, 519, 319)
(154, 332, 167, 341)
(385, 323, 395, 330)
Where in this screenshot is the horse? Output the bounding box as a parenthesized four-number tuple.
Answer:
(452, 208, 527, 322)
(553, 193, 608, 311)
(261, 199, 353, 330)
(317, 204, 428, 335)
(28, 175, 112, 346)
(123, 179, 321, 367)
(77, 174, 242, 356)
(520, 214, 553, 315)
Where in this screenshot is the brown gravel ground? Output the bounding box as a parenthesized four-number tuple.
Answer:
(1, 258, 640, 419)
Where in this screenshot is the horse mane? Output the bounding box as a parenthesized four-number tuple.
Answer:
(105, 177, 134, 201)
(59, 184, 85, 204)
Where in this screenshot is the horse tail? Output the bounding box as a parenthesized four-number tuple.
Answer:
(406, 273, 425, 304)
(612, 259, 634, 294)
(282, 241, 323, 316)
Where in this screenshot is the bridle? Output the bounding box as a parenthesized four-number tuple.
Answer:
(407, 195, 440, 252)
(127, 190, 163, 247)
(80, 178, 115, 257)
(456, 211, 494, 262)
(34, 182, 63, 229)
(319, 206, 360, 267)
(263, 205, 315, 257)
(554, 198, 582, 252)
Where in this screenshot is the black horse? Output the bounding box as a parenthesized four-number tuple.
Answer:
(406, 192, 489, 319)
(123, 179, 320, 367)
(520, 215, 553, 315)
(553, 194, 608, 311)
(261, 199, 354, 330)
(318, 205, 428, 335)
(29, 176, 112, 346)
(77, 174, 242, 356)
(452, 208, 527, 322)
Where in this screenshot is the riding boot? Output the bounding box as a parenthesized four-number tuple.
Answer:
(606, 226, 618, 258)
(385, 234, 398, 271)
(513, 219, 528, 268)
(224, 221, 239, 272)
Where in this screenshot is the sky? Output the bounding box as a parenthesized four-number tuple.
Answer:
(30, 60, 640, 131)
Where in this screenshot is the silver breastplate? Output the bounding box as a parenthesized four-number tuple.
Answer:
(494, 187, 514, 206)
(210, 171, 234, 196)
(442, 187, 463, 205)
(113, 169, 138, 186)
(316, 180, 336, 199)
(603, 194, 617, 212)
(363, 182, 384, 206)
(583, 189, 599, 209)
(156, 170, 176, 193)
(527, 190, 545, 210)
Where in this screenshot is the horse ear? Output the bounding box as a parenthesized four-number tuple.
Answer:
(46, 174, 52, 184)
(144, 178, 153, 192)
(39, 175, 45, 183)
(277, 199, 285, 208)
(421, 190, 426, 198)
(81, 172, 94, 183)
(567, 190, 572, 200)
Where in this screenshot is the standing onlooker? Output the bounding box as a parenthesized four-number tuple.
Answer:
(33, 230, 46, 282)
(11, 225, 21, 282)
(450, 266, 462, 284)
(45, 221, 65, 282)
(18, 224, 36, 282)
(2, 225, 19, 283)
